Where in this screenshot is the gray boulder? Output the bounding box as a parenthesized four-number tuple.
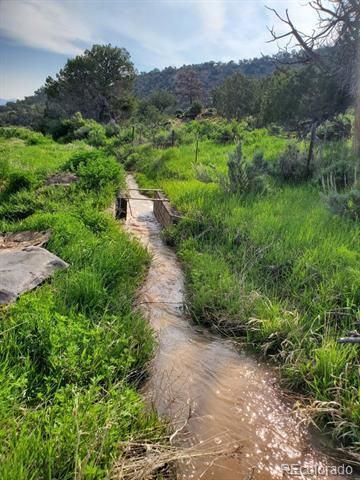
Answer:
(0, 246, 68, 304)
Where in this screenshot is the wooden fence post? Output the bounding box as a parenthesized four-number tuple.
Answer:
(195, 135, 199, 163)
(115, 192, 127, 220)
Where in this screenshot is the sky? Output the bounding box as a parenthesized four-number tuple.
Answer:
(0, 0, 319, 100)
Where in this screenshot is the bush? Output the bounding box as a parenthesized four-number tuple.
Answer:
(63, 150, 100, 172)
(87, 127, 106, 147)
(224, 143, 249, 194)
(214, 123, 236, 144)
(105, 121, 121, 138)
(0, 189, 44, 220)
(222, 144, 272, 195)
(4, 171, 36, 196)
(185, 101, 202, 119)
(275, 144, 308, 183)
(324, 189, 360, 221)
(46, 113, 107, 146)
(77, 154, 122, 191)
(74, 122, 106, 147)
(49, 112, 86, 142)
(314, 142, 358, 192)
(0, 127, 49, 145)
(193, 163, 216, 183)
(317, 114, 353, 141)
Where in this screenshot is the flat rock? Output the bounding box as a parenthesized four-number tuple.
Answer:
(0, 230, 52, 251)
(45, 172, 78, 186)
(0, 246, 68, 304)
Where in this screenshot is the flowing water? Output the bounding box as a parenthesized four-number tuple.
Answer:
(125, 174, 349, 480)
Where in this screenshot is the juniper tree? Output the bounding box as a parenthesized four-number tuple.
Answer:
(268, 0, 360, 154)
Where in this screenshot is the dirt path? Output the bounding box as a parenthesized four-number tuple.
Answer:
(125, 174, 346, 480)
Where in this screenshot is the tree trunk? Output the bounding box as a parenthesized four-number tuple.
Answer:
(354, 90, 360, 158)
(353, 50, 360, 158)
(306, 122, 317, 178)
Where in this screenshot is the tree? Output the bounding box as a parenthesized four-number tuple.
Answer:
(147, 90, 177, 113)
(45, 44, 135, 122)
(212, 73, 259, 120)
(268, 0, 360, 153)
(185, 100, 202, 119)
(175, 67, 203, 105)
(0, 89, 46, 128)
(259, 64, 347, 126)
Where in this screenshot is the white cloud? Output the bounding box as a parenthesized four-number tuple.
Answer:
(0, 0, 94, 55)
(0, 0, 320, 62)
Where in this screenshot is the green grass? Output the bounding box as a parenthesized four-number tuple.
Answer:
(131, 130, 360, 451)
(0, 137, 92, 174)
(0, 131, 163, 479)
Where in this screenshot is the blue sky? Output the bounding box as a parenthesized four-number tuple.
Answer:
(0, 0, 318, 99)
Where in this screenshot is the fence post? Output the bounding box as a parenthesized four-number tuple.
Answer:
(115, 192, 127, 220)
(131, 125, 135, 145)
(195, 135, 199, 163)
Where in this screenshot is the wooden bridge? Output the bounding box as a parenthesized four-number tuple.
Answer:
(115, 188, 181, 228)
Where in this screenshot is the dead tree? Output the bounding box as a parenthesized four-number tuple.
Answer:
(267, 0, 360, 156)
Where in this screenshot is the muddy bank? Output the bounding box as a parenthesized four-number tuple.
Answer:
(124, 174, 349, 480)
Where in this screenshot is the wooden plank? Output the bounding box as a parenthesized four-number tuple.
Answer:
(338, 337, 360, 344)
(123, 197, 169, 202)
(115, 192, 127, 220)
(127, 188, 163, 192)
(153, 191, 181, 228)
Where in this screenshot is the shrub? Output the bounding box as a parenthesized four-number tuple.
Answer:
(193, 163, 216, 183)
(0, 190, 43, 220)
(74, 122, 106, 147)
(185, 101, 202, 119)
(49, 112, 86, 141)
(105, 121, 121, 138)
(317, 114, 353, 141)
(0, 127, 49, 145)
(214, 123, 236, 144)
(222, 145, 272, 195)
(87, 127, 106, 147)
(315, 142, 358, 192)
(224, 143, 249, 194)
(275, 144, 308, 183)
(77, 154, 122, 191)
(47, 113, 107, 146)
(324, 189, 360, 221)
(4, 171, 36, 196)
(63, 150, 100, 172)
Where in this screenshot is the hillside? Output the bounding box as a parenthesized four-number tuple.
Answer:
(135, 55, 278, 101)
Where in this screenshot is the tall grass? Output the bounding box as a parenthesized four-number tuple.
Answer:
(0, 131, 163, 478)
(131, 129, 360, 451)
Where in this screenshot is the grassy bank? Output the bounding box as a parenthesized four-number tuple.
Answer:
(0, 129, 163, 479)
(130, 130, 360, 452)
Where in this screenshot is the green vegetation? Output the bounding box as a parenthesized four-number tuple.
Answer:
(0, 128, 163, 479)
(0, 0, 359, 464)
(129, 127, 360, 450)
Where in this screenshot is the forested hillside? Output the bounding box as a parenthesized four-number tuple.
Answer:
(135, 55, 278, 103)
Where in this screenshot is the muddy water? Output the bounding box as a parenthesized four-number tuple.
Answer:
(125, 174, 344, 480)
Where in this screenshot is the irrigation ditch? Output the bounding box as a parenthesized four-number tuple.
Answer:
(118, 174, 354, 480)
